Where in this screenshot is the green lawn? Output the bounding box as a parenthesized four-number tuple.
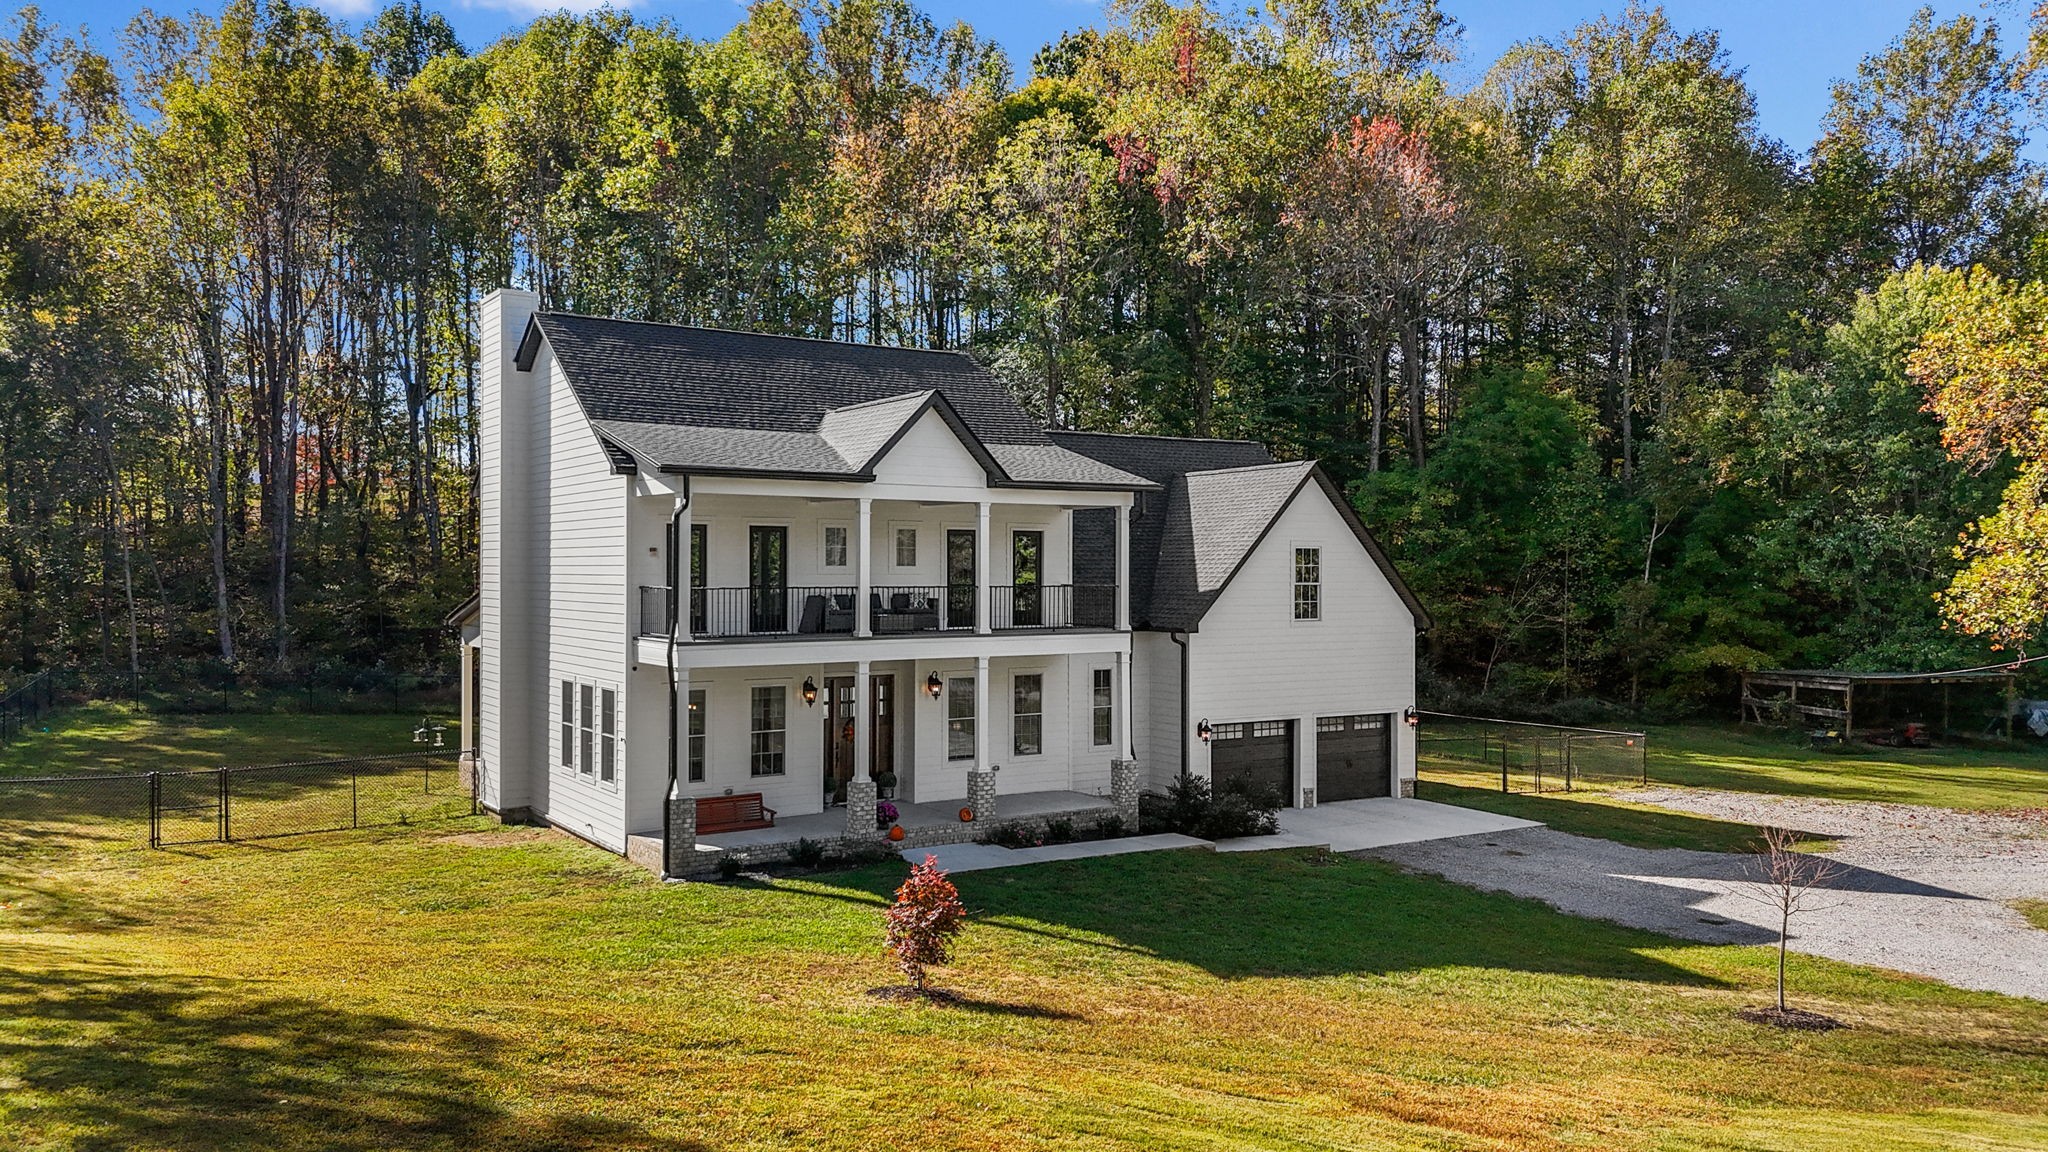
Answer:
(3, 824, 2045, 1151)
(1641, 724, 2048, 810)
(1418, 723, 2048, 853)
(0, 702, 453, 777)
(2017, 900, 2048, 933)
(4, 709, 2045, 1149)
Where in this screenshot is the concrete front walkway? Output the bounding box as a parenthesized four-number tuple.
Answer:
(908, 797, 1538, 873)
(1219, 797, 1541, 853)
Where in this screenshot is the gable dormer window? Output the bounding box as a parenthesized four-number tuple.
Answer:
(1293, 547, 1321, 621)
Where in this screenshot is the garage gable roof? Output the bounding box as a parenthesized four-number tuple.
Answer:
(1146, 462, 1431, 632)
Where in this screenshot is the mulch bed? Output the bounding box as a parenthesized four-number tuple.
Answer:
(1738, 1005, 1846, 1031)
(866, 986, 961, 1006)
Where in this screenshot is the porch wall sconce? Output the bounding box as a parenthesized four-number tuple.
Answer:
(801, 677, 818, 707)
(1196, 719, 1213, 743)
(1403, 706, 1420, 729)
(924, 672, 943, 699)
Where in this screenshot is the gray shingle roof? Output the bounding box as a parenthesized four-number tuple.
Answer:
(1057, 432, 1431, 631)
(524, 313, 1154, 490)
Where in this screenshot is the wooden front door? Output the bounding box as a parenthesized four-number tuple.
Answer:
(823, 675, 895, 803)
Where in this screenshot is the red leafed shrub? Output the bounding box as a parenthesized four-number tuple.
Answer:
(884, 855, 967, 991)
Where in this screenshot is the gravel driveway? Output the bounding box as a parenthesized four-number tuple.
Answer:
(1368, 789, 2048, 1000)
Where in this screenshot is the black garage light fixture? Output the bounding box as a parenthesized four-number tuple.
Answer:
(925, 672, 943, 699)
(801, 676, 818, 707)
(1196, 718, 1213, 743)
(1404, 706, 1419, 728)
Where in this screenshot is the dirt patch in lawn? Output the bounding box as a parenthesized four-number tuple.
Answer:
(434, 828, 558, 849)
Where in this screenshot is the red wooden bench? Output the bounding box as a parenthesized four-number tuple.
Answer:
(697, 792, 776, 834)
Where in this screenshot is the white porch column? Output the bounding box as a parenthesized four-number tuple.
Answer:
(975, 501, 992, 634)
(855, 497, 873, 637)
(1116, 646, 1133, 761)
(966, 653, 996, 821)
(853, 660, 871, 781)
(1115, 501, 1131, 632)
(973, 654, 990, 768)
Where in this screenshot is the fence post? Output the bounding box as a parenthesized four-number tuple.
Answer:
(217, 766, 230, 842)
(1640, 735, 1648, 786)
(148, 771, 161, 849)
(1500, 736, 1509, 793)
(1534, 738, 1544, 793)
(1564, 733, 1574, 792)
(352, 767, 360, 830)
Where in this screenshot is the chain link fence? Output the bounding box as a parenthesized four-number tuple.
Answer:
(0, 750, 474, 851)
(0, 670, 57, 746)
(1417, 711, 1647, 793)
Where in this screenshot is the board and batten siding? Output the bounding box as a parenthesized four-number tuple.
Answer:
(1186, 482, 1417, 803)
(534, 346, 633, 851)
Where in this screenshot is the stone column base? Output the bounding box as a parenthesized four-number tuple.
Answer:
(966, 770, 997, 822)
(846, 778, 879, 838)
(665, 794, 698, 876)
(1398, 777, 1415, 799)
(1110, 760, 1140, 828)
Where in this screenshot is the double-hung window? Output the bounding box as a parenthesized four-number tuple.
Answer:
(1091, 668, 1113, 746)
(687, 689, 706, 782)
(599, 688, 617, 783)
(947, 677, 976, 760)
(894, 526, 918, 568)
(823, 524, 849, 570)
(750, 685, 787, 776)
(1012, 673, 1043, 756)
(578, 684, 595, 775)
(560, 681, 574, 767)
(1293, 547, 1321, 621)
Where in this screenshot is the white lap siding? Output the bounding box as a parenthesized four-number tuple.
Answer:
(1188, 485, 1417, 804)
(536, 346, 632, 850)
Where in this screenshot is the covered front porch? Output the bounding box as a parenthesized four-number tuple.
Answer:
(624, 787, 1127, 874)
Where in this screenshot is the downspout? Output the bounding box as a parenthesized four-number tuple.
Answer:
(661, 477, 691, 879)
(1169, 630, 1190, 779)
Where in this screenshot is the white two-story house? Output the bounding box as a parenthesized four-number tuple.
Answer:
(457, 288, 1429, 873)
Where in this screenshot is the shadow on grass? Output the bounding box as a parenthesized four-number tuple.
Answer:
(792, 849, 1733, 988)
(0, 944, 708, 1152)
(1416, 780, 1835, 853)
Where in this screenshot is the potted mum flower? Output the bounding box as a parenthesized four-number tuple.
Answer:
(875, 799, 898, 830)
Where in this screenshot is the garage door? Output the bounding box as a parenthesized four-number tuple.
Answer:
(1317, 713, 1391, 801)
(1210, 720, 1293, 801)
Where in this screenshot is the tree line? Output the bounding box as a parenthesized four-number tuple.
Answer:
(3, 0, 2044, 715)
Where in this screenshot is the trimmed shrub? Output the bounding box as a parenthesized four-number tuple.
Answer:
(1138, 775, 1279, 839)
(787, 838, 827, 869)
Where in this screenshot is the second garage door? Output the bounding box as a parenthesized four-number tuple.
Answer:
(1317, 713, 1391, 801)
(1209, 720, 1293, 801)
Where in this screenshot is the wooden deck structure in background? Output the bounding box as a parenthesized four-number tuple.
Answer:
(1740, 662, 2035, 739)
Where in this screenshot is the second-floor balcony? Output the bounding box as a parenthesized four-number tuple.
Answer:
(637, 583, 1117, 640)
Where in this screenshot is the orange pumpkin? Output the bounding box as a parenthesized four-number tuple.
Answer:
(958, 806, 975, 823)
(888, 825, 906, 842)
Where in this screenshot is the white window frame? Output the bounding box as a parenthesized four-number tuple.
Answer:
(687, 688, 707, 783)
(1090, 666, 1113, 747)
(1012, 671, 1044, 758)
(749, 684, 787, 777)
(599, 686, 618, 784)
(890, 522, 920, 572)
(947, 675, 976, 761)
(1293, 545, 1321, 622)
(560, 680, 574, 768)
(578, 683, 595, 776)
(821, 522, 850, 570)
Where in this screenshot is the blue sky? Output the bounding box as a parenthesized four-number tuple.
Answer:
(48, 0, 2009, 150)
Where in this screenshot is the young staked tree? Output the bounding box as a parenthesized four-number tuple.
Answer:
(884, 854, 967, 992)
(1742, 826, 1843, 1017)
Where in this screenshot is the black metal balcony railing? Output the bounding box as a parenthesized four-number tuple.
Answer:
(989, 584, 1116, 630)
(870, 585, 971, 633)
(636, 584, 1117, 638)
